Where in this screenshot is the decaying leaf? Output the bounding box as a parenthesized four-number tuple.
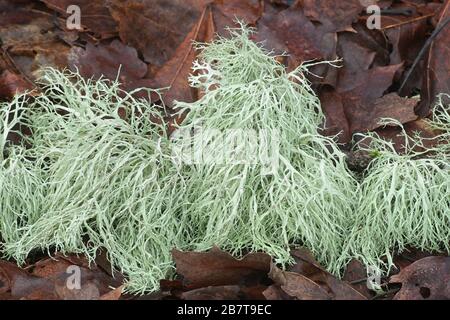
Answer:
(263, 249, 367, 300)
(0, 69, 34, 99)
(0, 255, 123, 300)
(152, 6, 213, 109)
(211, 0, 263, 36)
(322, 64, 419, 142)
(390, 256, 450, 300)
(181, 285, 241, 300)
(355, 93, 418, 132)
(289, 249, 367, 300)
(108, 0, 205, 67)
(420, 1, 450, 115)
(380, 5, 430, 95)
(68, 40, 154, 92)
(172, 247, 271, 289)
(374, 118, 440, 153)
(265, 262, 331, 300)
(302, 0, 377, 32)
(343, 259, 373, 299)
(0, 7, 70, 81)
(255, 4, 336, 69)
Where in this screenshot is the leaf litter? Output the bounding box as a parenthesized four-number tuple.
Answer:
(0, 0, 449, 300)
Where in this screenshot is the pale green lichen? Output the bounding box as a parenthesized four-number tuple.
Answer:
(343, 112, 450, 276)
(171, 25, 357, 274)
(1, 69, 184, 293)
(0, 95, 46, 246)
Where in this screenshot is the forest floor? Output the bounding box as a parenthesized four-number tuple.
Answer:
(0, 0, 449, 300)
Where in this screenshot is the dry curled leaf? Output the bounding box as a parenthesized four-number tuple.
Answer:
(289, 249, 367, 300)
(265, 262, 331, 300)
(390, 256, 450, 300)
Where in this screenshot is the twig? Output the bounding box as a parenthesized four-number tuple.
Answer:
(0, 46, 37, 89)
(381, 14, 434, 30)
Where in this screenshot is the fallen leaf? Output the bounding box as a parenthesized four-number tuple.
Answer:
(0, 69, 34, 99)
(160, 279, 184, 293)
(339, 64, 408, 135)
(343, 259, 373, 299)
(100, 285, 124, 300)
(12, 274, 56, 300)
(262, 285, 294, 300)
(152, 5, 213, 109)
(320, 86, 351, 141)
(347, 22, 391, 68)
(0, 255, 122, 300)
(393, 249, 439, 271)
(380, 6, 430, 95)
(390, 256, 450, 300)
(375, 118, 440, 154)
(419, 0, 450, 116)
(211, 0, 263, 36)
(255, 4, 337, 69)
(54, 281, 100, 300)
(0, 261, 56, 299)
(0, 0, 41, 27)
(0, 10, 70, 81)
(94, 249, 125, 283)
(0, 261, 28, 294)
(68, 40, 153, 92)
(267, 262, 331, 300)
(108, 0, 205, 67)
(321, 63, 413, 142)
(181, 285, 241, 300)
(289, 249, 367, 300)
(172, 247, 271, 289)
(336, 32, 379, 90)
(239, 285, 269, 300)
(354, 92, 418, 132)
(302, 0, 377, 32)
